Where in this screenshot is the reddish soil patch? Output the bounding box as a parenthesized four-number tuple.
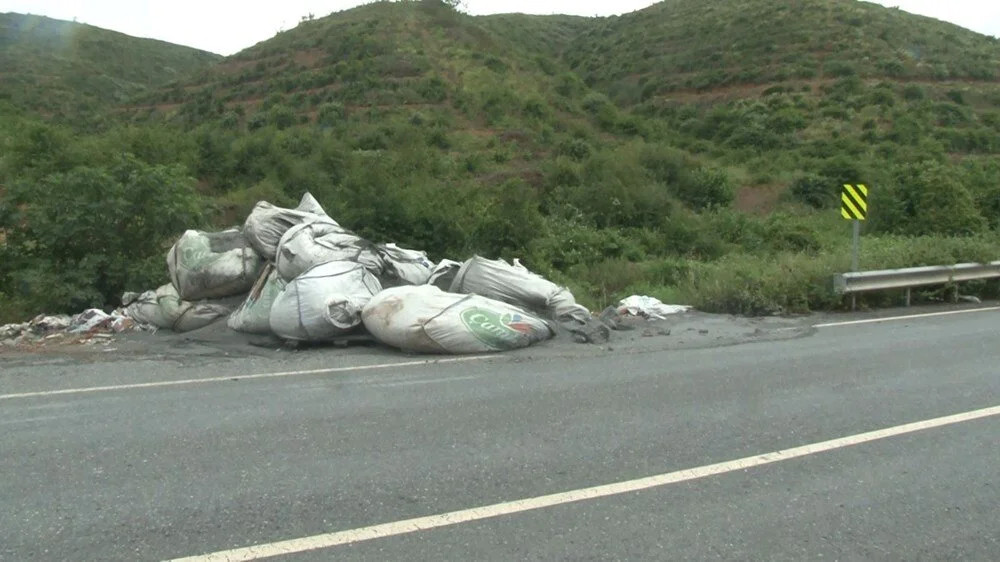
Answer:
(736, 183, 785, 214)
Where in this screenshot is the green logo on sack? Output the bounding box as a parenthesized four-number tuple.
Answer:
(460, 307, 534, 350)
(179, 236, 213, 269)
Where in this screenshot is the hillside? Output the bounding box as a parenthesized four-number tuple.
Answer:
(567, 0, 1000, 104)
(0, 13, 221, 116)
(3, 0, 1000, 322)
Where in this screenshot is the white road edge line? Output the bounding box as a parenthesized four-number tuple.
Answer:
(168, 404, 1000, 562)
(0, 356, 493, 401)
(814, 306, 1000, 328)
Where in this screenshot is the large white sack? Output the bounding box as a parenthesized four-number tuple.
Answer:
(275, 221, 383, 282)
(449, 256, 608, 343)
(377, 243, 434, 286)
(244, 193, 337, 261)
(124, 284, 231, 333)
(362, 285, 554, 354)
(227, 264, 286, 334)
(269, 261, 382, 342)
(167, 228, 263, 301)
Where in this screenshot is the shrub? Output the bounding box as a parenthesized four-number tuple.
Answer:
(674, 167, 734, 210)
(1, 154, 204, 313)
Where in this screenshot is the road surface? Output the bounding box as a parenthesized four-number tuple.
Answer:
(1, 306, 998, 560)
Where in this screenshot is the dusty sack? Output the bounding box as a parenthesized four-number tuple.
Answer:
(124, 284, 232, 333)
(244, 193, 336, 261)
(426, 259, 462, 291)
(449, 256, 608, 343)
(275, 222, 383, 282)
(167, 229, 263, 301)
(377, 243, 434, 286)
(227, 264, 286, 334)
(269, 261, 383, 342)
(362, 285, 554, 354)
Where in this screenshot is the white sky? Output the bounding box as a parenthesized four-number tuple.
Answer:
(1, 0, 998, 56)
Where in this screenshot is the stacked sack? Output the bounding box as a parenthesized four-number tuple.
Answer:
(124, 192, 604, 352)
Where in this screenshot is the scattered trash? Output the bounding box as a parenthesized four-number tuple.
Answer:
(269, 261, 383, 342)
(362, 285, 554, 354)
(617, 296, 690, 320)
(167, 228, 263, 300)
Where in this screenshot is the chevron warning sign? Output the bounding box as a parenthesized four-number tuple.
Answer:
(841, 184, 868, 220)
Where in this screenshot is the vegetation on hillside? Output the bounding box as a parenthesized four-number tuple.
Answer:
(0, 13, 221, 117)
(2, 0, 1000, 323)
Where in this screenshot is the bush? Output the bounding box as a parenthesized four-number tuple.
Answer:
(791, 174, 836, 208)
(1, 154, 204, 313)
(674, 167, 734, 210)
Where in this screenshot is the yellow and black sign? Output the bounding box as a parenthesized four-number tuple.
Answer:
(841, 184, 868, 220)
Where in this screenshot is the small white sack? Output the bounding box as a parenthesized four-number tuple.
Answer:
(275, 222, 382, 282)
(377, 243, 435, 286)
(617, 296, 690, 320)
(425, 259, 462, 291)
(125, 284, 231, 333)
(167, 228, 263, 301)
(269, 261, 382, 342)
(227, 264, 286, 334)
(362, 285, 554, 354)
(244, 193, 337, 261)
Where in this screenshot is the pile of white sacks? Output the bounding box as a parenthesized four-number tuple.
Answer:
(124, 193, 607, 354)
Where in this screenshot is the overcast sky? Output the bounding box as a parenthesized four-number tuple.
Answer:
(2, 0, 998, 56)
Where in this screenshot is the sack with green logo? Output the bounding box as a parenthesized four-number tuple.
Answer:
(269, 261, 383, 342)
(124, 284, 233, 333)
(167, 228, 263, 301)
(227, 264, 286, 334)
(362, 285, 554, 354)
(449, 256, 608, 343)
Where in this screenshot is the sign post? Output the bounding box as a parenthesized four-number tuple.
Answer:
(841, 184, 868, 310)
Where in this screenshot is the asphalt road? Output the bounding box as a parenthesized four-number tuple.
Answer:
(1, 306, 998, 561)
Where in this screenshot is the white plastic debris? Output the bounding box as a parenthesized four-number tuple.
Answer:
(617, 296, 690, 320)
(269, 261, 382, 342)
(167, 228, 263, 301)
(362, 285, 554, 354)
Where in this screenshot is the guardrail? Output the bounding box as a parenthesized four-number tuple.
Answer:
(834, 261, 1000, 306)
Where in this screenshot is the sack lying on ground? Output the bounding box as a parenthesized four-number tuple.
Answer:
(269, 261, 383, 341)
(448, 256, 608, 343)
(275, 222, 383, 282)
(167, 229, 263, 301)
(426, 259, 462, 291)
(227, 264, 286, 334)
(377, 243, 434, 286)
(362, 285, 554, 354)
(124, 284, 232, 333)
(244, 193, 336, 261)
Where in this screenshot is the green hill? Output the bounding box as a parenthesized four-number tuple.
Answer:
(0, 13, 221, 116)
(566, 0, 1000, 103)
(3, 0, 1000, 322)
